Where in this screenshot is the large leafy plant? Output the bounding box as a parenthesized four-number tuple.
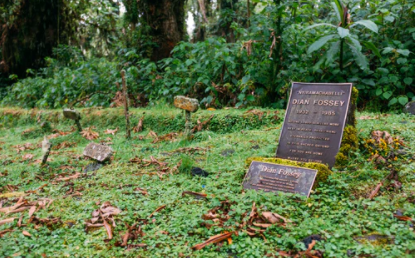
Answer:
(306, 0, 380, 71)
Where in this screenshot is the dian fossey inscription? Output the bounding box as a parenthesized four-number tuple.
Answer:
(276, 82, 352, 167)
(243, 161, 317, 197)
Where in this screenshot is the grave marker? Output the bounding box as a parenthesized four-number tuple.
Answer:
(174, 96, 199, 136)
(276, 82, 352, 167)
(243, 161, 317, 197)
(63, 109, 82, 131)
(83, 142, 113, 163)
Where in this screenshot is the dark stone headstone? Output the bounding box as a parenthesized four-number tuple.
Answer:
(276, 82, 353, 168)
(404, 101, 415, 115)
(83, 143, 113, 162)
(243, 161, 317, 197)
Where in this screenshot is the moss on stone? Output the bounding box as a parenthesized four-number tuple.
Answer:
(335, 87, 359, 167)
(245, 157, 332, 189)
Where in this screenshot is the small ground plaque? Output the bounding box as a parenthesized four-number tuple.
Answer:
(243, 161, 317, 197)
(276, 82, 352, 167)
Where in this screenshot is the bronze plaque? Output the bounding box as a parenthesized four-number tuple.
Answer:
(243, 161, 317, 197)
(276, 82, 352, 167)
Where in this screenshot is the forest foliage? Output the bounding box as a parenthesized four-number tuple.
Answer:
(0, 0, 414, 110)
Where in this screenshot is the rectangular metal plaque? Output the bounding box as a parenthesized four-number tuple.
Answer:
(243, 161, 317, 197)
(276, 82, 352, 167)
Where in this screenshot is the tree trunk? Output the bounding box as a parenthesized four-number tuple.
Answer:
(144, 0, 186, 62)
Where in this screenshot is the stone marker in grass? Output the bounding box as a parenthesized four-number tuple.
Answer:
(404, 101, 415, 115)
(83, 142, 113, 163)
(243, 161, 318, 198)
(41, 136, 52, 166)
(63, 109, 82, 131)
(174, 96, 199, 136)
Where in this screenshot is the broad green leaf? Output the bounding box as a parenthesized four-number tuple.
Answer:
(382, 47, 394, 54)
(398, 96, 409, 106)
(331, 2, 341, 23)
(348, 37, 362, 51)
(404, 77, 413, 85)
(383, 91, 392, 100)
(347, 43, 368, 70)
(362, 41, 381, 58)
(350, 20, 379, 33)
(397, 58, 407, 65)
(397, 49, 410, 56)
(333, 0, 344, 24)
(304, 23, 337, 31)
(325, 41, 340, 65)
(376, 88, 382, 96)
(242, 75, 250, 84)
(337, 27, 350, 38)
(362, 79, 375, 86)
(307, 34, 337, 54)
(388, 97, 397, 106)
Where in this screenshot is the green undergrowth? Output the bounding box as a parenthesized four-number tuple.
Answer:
(0, 106, 282, 135)
(0, 108, 414, 257)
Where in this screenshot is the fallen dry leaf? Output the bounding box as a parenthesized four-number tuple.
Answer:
(262, 212, 292, 224)
(28, 206, 36, 217)
(0, 217, 16, 226)
(182, 191, 207, 198)
(22, 154, 34, 161)
(104, 128, 118, 135)
(0, 229, 14, 238)
(102, 218, 113, 240)
(81, 127, 99, 140)
(22, 230, 31, 237)
(148, 205, 166, 218)
(192, 232, 234, 250)
(133, 117, 144, 133)
(393, 214, 413, 222)
(55, 173, 81, 182)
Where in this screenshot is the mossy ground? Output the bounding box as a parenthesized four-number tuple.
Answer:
(0, 107, 414, 257)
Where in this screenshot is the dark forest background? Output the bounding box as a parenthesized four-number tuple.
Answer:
(0, 0, 414, 110)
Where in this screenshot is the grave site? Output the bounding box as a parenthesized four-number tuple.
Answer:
(0, 0, 414, 257)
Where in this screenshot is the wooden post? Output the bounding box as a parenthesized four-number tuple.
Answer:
(41, 137, 52, 166)
(121, 70, 131, 139)
(184, 110, 192, 137)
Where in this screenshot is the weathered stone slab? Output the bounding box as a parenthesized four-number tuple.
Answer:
(243, 161, 317, 197)
(276, 82, 353, 168)
(63, 109, 81, 120)
(404, 101, 415, 115)
(83, 143, 113, 162)
(174, 96, 199, 112)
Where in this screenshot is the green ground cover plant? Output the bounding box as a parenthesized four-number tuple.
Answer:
(0, 106, 414, 257)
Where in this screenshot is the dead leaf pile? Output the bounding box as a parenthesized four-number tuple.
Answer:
(0, 197, 53, 218)
(81, 127, 100, 140)
(104, 128, 118, 135)
(48, 129, 74, 139)
(153, 132, 179, 143)
(245, 109, 264, 120)
(13, 143, 34, 153)
(201, 200, 232, 229)
(241, 202, 291, 239)
(115, 222, 146, 248)
(53, 141, 77, 150)
(133, 116, 144, 133)
(85, 201, 122, 240)
(365, 130, 406, 164)
(191, 114, 214, 133)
